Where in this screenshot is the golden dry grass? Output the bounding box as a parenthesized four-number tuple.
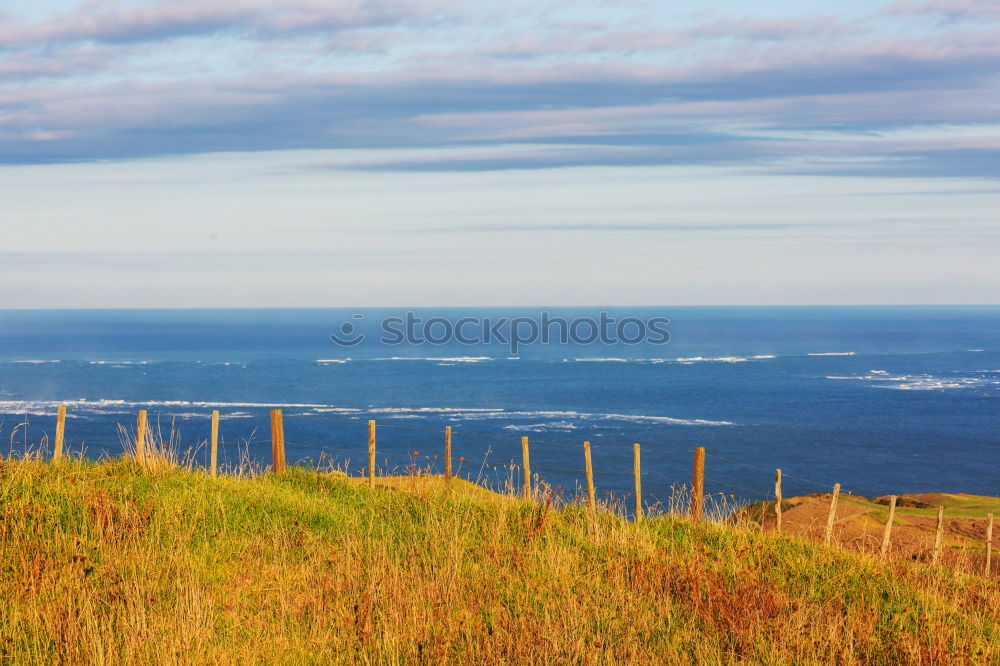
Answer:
(1, 456, 997, 664)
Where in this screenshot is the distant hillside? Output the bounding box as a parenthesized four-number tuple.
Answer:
(1, 459, 996, 664)
(738, 492, 999, 572)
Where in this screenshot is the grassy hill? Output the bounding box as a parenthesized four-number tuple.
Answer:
(1, 458, 997, 664)
(739, 492, 1000, 571)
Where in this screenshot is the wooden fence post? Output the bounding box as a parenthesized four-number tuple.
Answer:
(210, 410, 219, 478)
(444, 426, 452, 481)
(521, 436, 531, 499)
(774, 468, 782, 532)
(633, 443, 643, 522)
(824, 483, 841, 545)
(986, 513, 994, 577)
(583, 441, 596, 520)
(691, 447, 705, 522)
(932, 505, 944, 565)
(53, 404, 66, 462)
(270, 409, 285, 473)
(880, 495, 897, 559)
(367, 420, 376, 489)
(135, 409, 148, 461)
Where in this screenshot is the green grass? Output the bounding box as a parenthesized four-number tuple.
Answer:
(888, 494, 1000, 519)
(1, 458, 997, 664)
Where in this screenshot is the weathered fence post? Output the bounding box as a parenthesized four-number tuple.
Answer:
(691, 447, 705, 522)
(367, 419, 376, 489)
(583, 441, 596, 521)
(53, 404, 66, 462)
(633, 443, 643, 522)
(136, 409, 148, 461)
(824, 483, 841, 545)
(521, 436, 531, 499)
(880, 495, 897, 559)
(774, 468, 782, 532)
(986, 513, 994, 577)
(210, 410, 219, 477)
(444, 426, 452, 481)
(932, 505, 944, 565)
(270, 409, 285, 473)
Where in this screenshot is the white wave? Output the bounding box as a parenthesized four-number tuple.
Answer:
(826, 372, 998, 391)
(0, 398, 127, 416)
(504, 421, 578, 432)
(0, 401, 70, 416)
(892, 381, 962, 391)
(0, 399, 128, 408)
(0, 400, 735, 427)
(136, 400, 332, 409)
(573, 358, 629, 363)
(675, 356, 748, 364)
(642, 354, 774, 364)
(506, 356, 520, 360)
(968, 349, 984, 352)
(221, 411, 254, 419)
(0, 399, 333, 414)
(317, 405, 734, 426)
(367, 407, 505, 414)
(501, 409, 581, 418)
(889, 376, 999, 391)
(315, 358, 350, 364)
(826, 374, 902, 382)
(10, 359, 61, 364)
(88, 360, 152, 365)
(370, 356, 492, 362)
(807, 352, 855, 356)
(0, 400, 509, 416)
(157, 412, 211, 419)
(599, 412, 734, 426)
(310, 407, 364, 413)
(889, 378, 990, 390)
(496, 409, 732, 426)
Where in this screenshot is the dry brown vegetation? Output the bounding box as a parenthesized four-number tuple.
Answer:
(742, 492, 999, 574)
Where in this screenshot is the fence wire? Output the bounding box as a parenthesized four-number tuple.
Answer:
(6, 404, 853, 504)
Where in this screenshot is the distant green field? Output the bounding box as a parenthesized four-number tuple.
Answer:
(887, 493, 1000, 518)
(1, 459, 997, 664)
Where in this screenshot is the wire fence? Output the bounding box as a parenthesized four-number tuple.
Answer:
(0, 403, 888, 510)
(2, 403, 996, 577)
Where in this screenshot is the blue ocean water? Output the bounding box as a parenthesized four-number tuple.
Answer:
(1, 307, 997, 503)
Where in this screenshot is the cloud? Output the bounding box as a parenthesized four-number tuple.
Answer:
(396, 222, 850, 234)
(687, 14, 855, 41)
(795, 147, 1000, 179)
(0, 43, 127, 80)
(0, 0, 441, 46)
(891, 0, 1000, 20)
(0, 1, 998, 176)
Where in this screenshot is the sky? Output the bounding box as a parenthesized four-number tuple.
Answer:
(1, 0, 998, 307)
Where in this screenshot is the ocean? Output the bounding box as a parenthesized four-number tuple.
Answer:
(1, 307, 997, 504)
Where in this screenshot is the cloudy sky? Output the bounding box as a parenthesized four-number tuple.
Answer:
(1, 0, 998, 307)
